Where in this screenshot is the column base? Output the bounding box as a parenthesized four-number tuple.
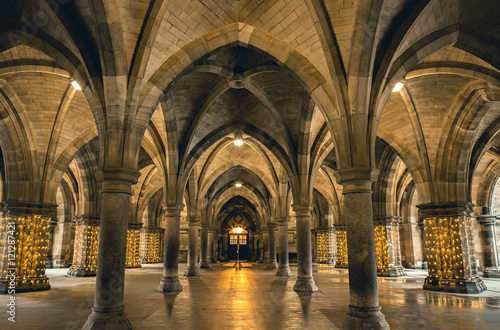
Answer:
(0, 277, 50, 293)
(266, 261, 278, 270)
(157, 276, 183, 292)
(484, 267, 500, 278)
(125, 264, 142, 269)
(342, 305, 389, 330)
(378, 266, 406, 277)
(184, 267, 201, 276)
(140, 258, 162, 264)
(67, 266, 97, 277)
(293, 276, 318, 292)
(82, 307, 132, 330)
(199, 261, 210, 269)
(423, 275, 487, 293)
(276, 267, 293, 277)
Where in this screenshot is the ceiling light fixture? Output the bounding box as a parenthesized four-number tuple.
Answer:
(71, 80, 82, 91)
(392, 81, 404, 92)
(233, 132, 244, 146)
(235, 183, 242, 188)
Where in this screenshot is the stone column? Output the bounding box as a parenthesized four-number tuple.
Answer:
(0, 202, 56, 293)
(46, 219, 57, 268)
(199, 225, 209, 268)
(419, 203, 487, 293)
(292, 205, 318, 292)
(335, 169, 389, 329)
(207, 230, 215, 262)
(184, 216, 200, 276)
(157, 204, 184, 292)
(261, 229, 269, 264)
(83, 169, 139, 329)
(266, 223, 278, 269)
(477, 215, 500, 278)
(276, 217, 292, 277)
(67, 218, 100, 277)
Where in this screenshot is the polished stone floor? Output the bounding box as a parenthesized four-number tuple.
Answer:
(1, 262, 500, 329)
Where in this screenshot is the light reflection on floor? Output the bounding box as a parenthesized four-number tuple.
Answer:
(1, 263, 499, 329)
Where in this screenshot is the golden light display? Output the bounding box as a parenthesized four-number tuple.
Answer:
(0, 213, 51, 292)
(374, 225, 390, 275)
(126, 226, 141, 268)
(140, 227, 162, 263)
(423, 216, 486, 293)
(67, 220, 99, 276)
(316, 229, 336, 264)
(335, 228, 348, 268)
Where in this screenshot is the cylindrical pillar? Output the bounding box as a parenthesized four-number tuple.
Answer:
(184, 217, 200, 276)
(292, 205, 318, 292)
(475, 215, 499, 277)
(200, 225, 209, 268)
(83, 170, 139, 330)
(276, 217, 292, 277)
(262, 230, 269, 264)
(157, 204, 184, 292)
(208, 230, 215, 262)
(336, 171, 389, 330)
(267, 223, 278, 269)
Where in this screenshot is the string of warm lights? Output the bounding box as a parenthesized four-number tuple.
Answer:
(140, 227, 162, 263)
(0, 214, 51, 290)
(68, 220, 99, 276)
(375, 225, 390, 274)
(316, 229, 336, 264)
(126, 227, 141, 268)
(335, 229, 348, 268)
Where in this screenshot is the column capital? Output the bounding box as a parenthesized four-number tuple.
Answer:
(292, 204, 313, 216)
(275, 217, 290, 224)
(128, 223, 143, 230)
(161, 203, 185, 217)
(267, 222, 278, 230)
(188, 216, 201, 225)
(98, 167, 140, 194)
(3, 201, 58, 218)
(477, 215, 498, 225)
(417, 202, 474, 217)
(334, 167, 379, 194)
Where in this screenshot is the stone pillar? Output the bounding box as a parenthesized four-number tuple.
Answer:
(276, 217, 292, 277)
(335, 169, 389, 330)
(139, 227, 162, 264)
(125, 224, 142, 268)
(67, 218, 100, 277)
(374, 217, 406, 277)
(292, 205, 318, 292)
(184, 217, 201, 276)
(0, 202, 55, 293)
(199, 225, 209, 268)
(419, 203, 487, 293)
(157, 204, 184, 292)
(46, 219, 57, 268)
(207, 230, 215, 263)
(477, 215, 500, 278)
(83, 169, 139, 329)
(262, 229, 269, 264)
(266, 223, 278, 269)
(335, 225, 348, 268)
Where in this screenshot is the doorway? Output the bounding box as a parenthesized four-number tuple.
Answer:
(228, 230, 249, 261)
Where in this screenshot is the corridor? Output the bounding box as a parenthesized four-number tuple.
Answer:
(1, 263, 500, 329)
